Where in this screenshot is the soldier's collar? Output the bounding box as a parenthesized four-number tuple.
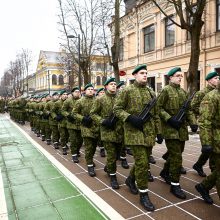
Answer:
(134, 80, 147, 88)
(169, 81, 180, 88)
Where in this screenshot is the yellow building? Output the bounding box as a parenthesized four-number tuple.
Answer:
(117, 0, 220, 92)
(34, 50, 66, 94)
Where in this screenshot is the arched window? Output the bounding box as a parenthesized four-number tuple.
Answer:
(58, 75, 64, 85)
(52, 74, 57, 85)
(96, 76, 101, 85)
(102, 76, 107, 85)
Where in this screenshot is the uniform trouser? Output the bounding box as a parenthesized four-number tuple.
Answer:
(196, 150, 216, 171)
(58, 125, 69, 147)
(40, 119, 47, 136)
(45, 121, 52, 140)
(68, 129, 83, 155)
(50, 124, 60, 143)
(29, 115, 34, 128)
(103, 142, 122, 174)
(119, 142, 126, 158)
(35, 117, 41, 133)
(83, 137, 97, 165)
(164, 139, 185, 183)
(202, 153, 220, 198)
(129, 145, 151, 190)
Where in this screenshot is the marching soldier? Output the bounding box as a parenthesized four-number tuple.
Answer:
(51, 90, 69, 155)
(157, 67, 197, 199)
(195, 79, 220, 204)
(90, 78, 123, 189)
(62, 87, 83, 162)
(47, 92, 60, 148)
(96, 87, 106, 158)
(192, 71, 219, 177)
(113, 64, 162, 211)
(72, 83, 99, 177)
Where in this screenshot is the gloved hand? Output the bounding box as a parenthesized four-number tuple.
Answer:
(201, 145, 213, 154)
(156, 134, 164, 144)
(56, 114, 63, 122)
(127, 115, 144, 131)
(43, 113, 49, 120)
(167, 117, 182, 130)
(67, 114, 75, 122)
(102, 118, 114, 129)
(82, 116, 92, 127)
(190, 124, 198, 133)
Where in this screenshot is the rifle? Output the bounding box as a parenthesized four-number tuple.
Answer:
(138, 94, 159, 123)
(172, 91, 196, 122)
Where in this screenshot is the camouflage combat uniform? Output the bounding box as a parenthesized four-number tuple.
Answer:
(72, 95, 99, 175)
(191, 85, 215, 172)
(157, 82, 196, 184)
(113, 81, 161, 192)
(62, 96, 82, 159)
(198, 84, 220, 199)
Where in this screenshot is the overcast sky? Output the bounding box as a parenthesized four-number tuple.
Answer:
(0, 0, 60, 78)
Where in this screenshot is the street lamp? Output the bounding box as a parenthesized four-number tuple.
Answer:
(67, 34, 81, 91)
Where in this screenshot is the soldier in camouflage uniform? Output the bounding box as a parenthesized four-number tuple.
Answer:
(192, 71, 219, 177)
(0, 97, 5, 113)
(95, 87, 106, 158)
(51, 90, 68, 155)
(91, 78, 123, 189)
(47, 92, 60, 148)
(157, 67, 197, 200)
(16, 95, 27, 124)
(195, 79, 220, 204)
(72, 83, 99, 177)
(113, 64, 162, 211)
(62, 87, 82, 162)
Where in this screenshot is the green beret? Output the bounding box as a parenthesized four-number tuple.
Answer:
(205, 71, 219, 81)
(117, 81, 125, 89)
(84, 83, 94, 91)
(96, 88, 104, 96)
(132, 64, 147, 75)
(52, 92, 59, 96)
(71, 86, 80, 92)
(167, 67, 181, 77)
(104, 77, 116, 86)
(59, 89, 67, 95)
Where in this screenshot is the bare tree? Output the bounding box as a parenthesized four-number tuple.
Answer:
(148, 0, 207, 93)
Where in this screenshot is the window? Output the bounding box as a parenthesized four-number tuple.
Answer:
(58, 75, 64, 85)
(144, 24, 155, 52)
(147, 77, 155, 91)
(164, 75, 169, 86)
(96, 76, 101, 85)
(217, 0, 220, 31)
(119, 38, 124, 61)
(165, 16, 175, 46)
(102, 76, 107, 85)
(52, 74, 57, 85)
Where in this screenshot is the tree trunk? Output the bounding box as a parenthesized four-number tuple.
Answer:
(187, 23, 203, 94)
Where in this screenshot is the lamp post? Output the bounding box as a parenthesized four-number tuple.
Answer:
(67, 34, 81, 91)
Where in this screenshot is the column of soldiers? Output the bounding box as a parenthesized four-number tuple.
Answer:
(6, 65, 220, 212)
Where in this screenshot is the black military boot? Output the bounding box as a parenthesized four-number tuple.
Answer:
(160, 169, 171, 185)
(46, 139, 51, 145)
(140, 192, 155, 211)
(121, 158, 129, 169)
(162, 152, 169, 160)
(77, 149, 81, 157)
(180, 166, 187, 174)
(100, 148, 106, 157)
(53, 142, 59, 149)
(110, 175, 119, 189)
(36, 132, 40, 137)
(72, 154, 79, 163)
(149, 155, 156, 164)
(195, 183, 213, 204)
(125, 176, 138, 194)
(193, 163, 206, 177)
(148, 171, 154, 182)
(170, 184, 186, 199)
(62, 146, 68, 155)
(88, 166, 96, 177)
(41, 135, 45, 141)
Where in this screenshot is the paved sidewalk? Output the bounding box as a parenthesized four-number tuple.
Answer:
(0, 115, 123, 220)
